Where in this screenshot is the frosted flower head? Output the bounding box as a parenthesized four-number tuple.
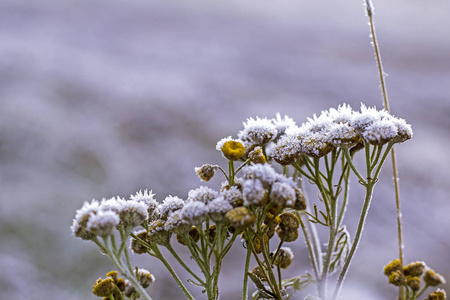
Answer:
(350, 103, 386, 132)
(242, 164, 277, 189)
(361, 119, 398, 145)
(272, 113, 296, 136)
(119, 199, 149, 227)
(273, 246, 294, 269)
(391, 116, 413, 143)
(180, 201, 209, 225)
(238, 116, 278, 146)
(136, 269, 155, 288)
(130, 189, 158, 215)
(248, 146, 266, 164)
(220, 185, 244, 207)
(86, 210, 120, 236)
(270, 182, 296, 208)
(300, 129, 334, 158)
(216, 136, 246, 161)
(71, 219, 96, 240)
(159, 196, 185, 220)
(148, 220, 171, 246)
(271, 127, 303, 165)
(327, 122, 361, 148)
(208, 196, 233, 222)
(130, 229, 148, 254)
(187, 186, 219, 204)
(164, 210, 190, 235)
(195, 164, 217, 182)
(74, 199, 101, 228)
(243, 179, 268, 207)
(225, 207, 256, 231)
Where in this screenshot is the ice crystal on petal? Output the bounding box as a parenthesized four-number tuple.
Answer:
(238, 116, 278, 146)
(187, 186, 219, 204)
(271, 131, 303, 165)
(86, 210, 120, 236)
(180, 201, 209, 225)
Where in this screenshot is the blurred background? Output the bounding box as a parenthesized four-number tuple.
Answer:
(0, 0, 449, 299)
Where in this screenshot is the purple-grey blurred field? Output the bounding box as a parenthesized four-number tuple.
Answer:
(0, 0, 449, 299)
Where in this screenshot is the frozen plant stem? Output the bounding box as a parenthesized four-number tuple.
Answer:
(365, 1, 405, 299)
(333, 142, 394, 300)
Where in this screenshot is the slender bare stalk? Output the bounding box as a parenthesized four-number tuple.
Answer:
(365, 1, 405, 299)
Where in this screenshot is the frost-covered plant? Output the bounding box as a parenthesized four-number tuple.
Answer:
(71, 102, 444, 300)
(70, 2, 446, 300)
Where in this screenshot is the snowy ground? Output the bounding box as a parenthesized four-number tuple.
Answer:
(0, 0, 449, 299)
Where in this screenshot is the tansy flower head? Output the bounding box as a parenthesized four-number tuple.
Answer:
(238, 116, 278, 146)
(424, 269, 446, 286)
(217, 137, 246, 161)
(187, 186, 218, 204)
(180, 201, 209, 225)
(195, 164, 217, 182)
(225, 207, 256, 231)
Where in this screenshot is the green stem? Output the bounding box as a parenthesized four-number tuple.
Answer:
(242, 247, 252, 300)
(343, 149, 367, 186)
(166, 243, 205, 286)
(152, 245, 195, 300)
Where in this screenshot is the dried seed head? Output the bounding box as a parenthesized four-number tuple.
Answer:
(130, 229, 149, 254)
(159, 196, 185, 220)
(383, 259, 402, 276)
(205, 225, 217, 244)
(388, 270, 406, 286)
(427, 289, 447, 300)
(148, 220, 171, 246)
(243, 179, 268, 207)
(273, 247, 294, 269)
(136, 268, 155, 288)
(248, 147, 266, 164)
(276, 227, 299, 243)
(406, 276, 421, 291)
(92, 277, 115, 297)
(403, 261, 425, 277)
(124, 280, 137, 298)
(293, 187, 307, 210)
(176, 226, 200, 246)
(119, 199, 149, 228)
(195, 164, 217, 182)
(250, 266, 266, 281)
(238, 116, 278, 146)
(106, 271, 119, 282)
(424, 269, 446, 286)
(278, 212, 300, 231)
(225, 207, 256, 231)
(270, 182, 296, 208)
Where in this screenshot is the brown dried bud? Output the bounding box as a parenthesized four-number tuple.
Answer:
(403, 261, 425, 277)
(383, 259, 402, 276)
(195, 164, 217, 182)
(424, 269, 446, 287)
(225, 207, 256, 231)
(406, 276, 421, 291)
(248, 147, 266, 164)
(388, 270, 406, 286)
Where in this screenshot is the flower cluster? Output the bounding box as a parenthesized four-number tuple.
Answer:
(272, 103, 413, 164)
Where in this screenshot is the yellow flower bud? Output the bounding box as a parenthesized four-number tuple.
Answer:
(222, 140, 246, 161)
